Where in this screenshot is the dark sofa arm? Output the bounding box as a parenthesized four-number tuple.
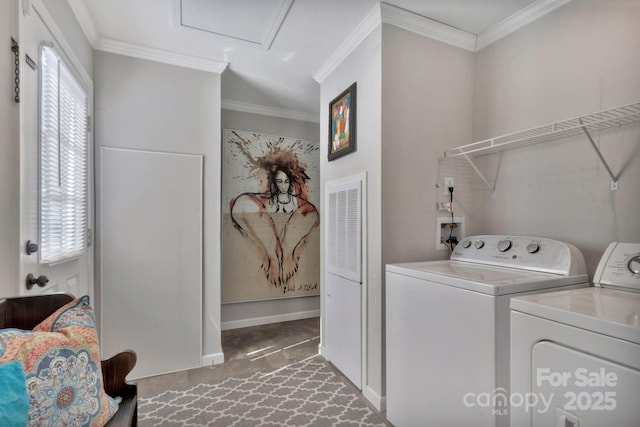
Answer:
(0, 293, 74, 329)
(101, 350, 138, 399)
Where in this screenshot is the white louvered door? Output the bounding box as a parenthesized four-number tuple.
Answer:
(325, 173, 363, 388)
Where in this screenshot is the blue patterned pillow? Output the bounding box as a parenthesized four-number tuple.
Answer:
(0, 329, 119, 426)
(34, 295, 97, 331)
(0, 360, 29, 427)
(1, 296, 119, 426)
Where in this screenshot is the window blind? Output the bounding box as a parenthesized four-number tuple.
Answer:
(40, 45, 88, 264)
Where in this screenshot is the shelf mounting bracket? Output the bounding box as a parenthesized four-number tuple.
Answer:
(463, 154, 496, 198)
(579, 119, 618, 190)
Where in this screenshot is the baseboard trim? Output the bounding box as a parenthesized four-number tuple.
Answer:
(221, 309, 320, 331)
(202, 352, 225, 366)
(319, 344, 327, 358)
(363, 385, 386, 412)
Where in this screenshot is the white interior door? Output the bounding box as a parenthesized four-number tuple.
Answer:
(324, 174, 364, 388)
(100, 147, 203, 378)
(19, 1, 93, 298)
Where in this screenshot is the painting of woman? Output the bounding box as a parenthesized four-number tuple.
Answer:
(230, 164, 319, 288)
(222, 130, 320, 301)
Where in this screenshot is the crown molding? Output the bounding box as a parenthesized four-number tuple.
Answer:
(476, 0, 572, 50)
(95, 38, 228, 74)
(67, 0, 229, 73)
(313, 3, 382, 84)
(380, 3, 477, 51)
(66, 0, 100, 46)
(69, 0, 573, 83)
(261, 0, 294, 50)
(221, 99, 319, 123)
(313, 0, 573, 82)
(314, 2, 478, 83)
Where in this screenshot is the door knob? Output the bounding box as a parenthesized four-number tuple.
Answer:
(25, 240, 38, 255)
(26, 273, 49, 290)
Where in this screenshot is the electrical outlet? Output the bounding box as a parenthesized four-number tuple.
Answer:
(437, 202, 452, 212)
(444, 177, 454, 194)
(436, 216, 465, 250)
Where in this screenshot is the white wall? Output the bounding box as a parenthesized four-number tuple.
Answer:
(220, 109, 320, 329)
(320, 25, 383, 406)
(94, 51, 224, 363)
(0, 0, 19, 298)
(472, 0, 640, 276)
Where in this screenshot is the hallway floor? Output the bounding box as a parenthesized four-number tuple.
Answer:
(136, 317, 321, 398)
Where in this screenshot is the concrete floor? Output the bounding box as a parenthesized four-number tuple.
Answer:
(136, 317, 320, 398)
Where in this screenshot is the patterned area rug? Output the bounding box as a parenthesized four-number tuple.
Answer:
(138, 355, 388, 426)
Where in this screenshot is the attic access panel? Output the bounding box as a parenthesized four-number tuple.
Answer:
(179, 0, 293, 49)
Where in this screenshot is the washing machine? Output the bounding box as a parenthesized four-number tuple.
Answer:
(385, 235, 589, 427)
(510, 243, 640, 427)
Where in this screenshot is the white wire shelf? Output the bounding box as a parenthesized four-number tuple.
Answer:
(442, 102, 640, 194)
(444, 102, 640, 159)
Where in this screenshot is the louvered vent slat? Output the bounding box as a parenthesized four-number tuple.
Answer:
(326, 175, 362, 283)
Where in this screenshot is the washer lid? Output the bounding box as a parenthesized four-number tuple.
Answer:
(511, 287, 640, 344)
(386, 261, 587, 295)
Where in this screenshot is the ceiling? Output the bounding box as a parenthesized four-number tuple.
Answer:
(68, 0, 560, 122)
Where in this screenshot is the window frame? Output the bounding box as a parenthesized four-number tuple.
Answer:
(38, 42, 90, 265)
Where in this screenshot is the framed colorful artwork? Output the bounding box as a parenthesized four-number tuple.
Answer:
(328, 82, 356, 161)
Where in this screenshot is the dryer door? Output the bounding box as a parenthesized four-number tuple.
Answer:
(532, 342, 640, 427)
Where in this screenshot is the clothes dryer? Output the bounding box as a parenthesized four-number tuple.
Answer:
(510, 242, 640, 427)
(385, 235, 588, 427)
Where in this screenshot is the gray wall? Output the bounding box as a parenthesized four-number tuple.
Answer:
(380, 21, 475, 398)
(0, 0, 19, 297)
(42, 0, 93, 76)
(94, 51, 224, 363)
(320, 0, 640, 409)
(472, 0, 640, 276)
(381, 24, 474, 265)
(222, 110, 318, 141)
(220, 109, 320, 328)
(320, 25, 383, 406)
(319, 21, 475, 408)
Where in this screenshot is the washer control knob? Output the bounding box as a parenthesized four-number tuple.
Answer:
(527, 242, 540, 254)
(629, 256, 640, 275)
(474, 240, 485, 249)
(462, 240, 472, 249)
(497, 239, 512, 252)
